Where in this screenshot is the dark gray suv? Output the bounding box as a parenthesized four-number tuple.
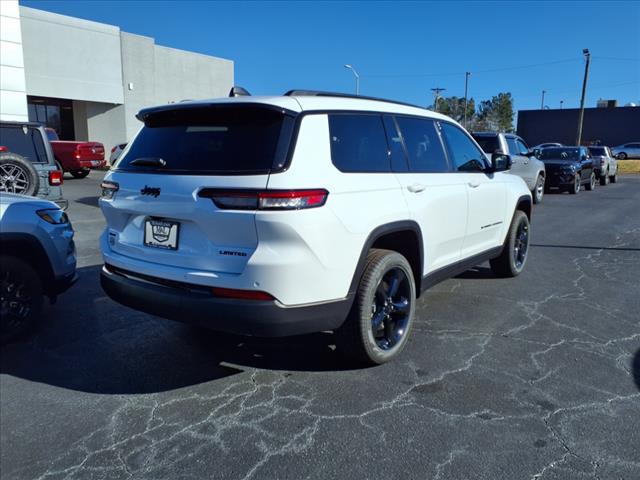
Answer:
(0, 121, 67, 209)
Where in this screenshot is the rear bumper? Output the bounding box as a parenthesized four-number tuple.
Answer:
(78, 159, 106, 169)
(100, 266, 351, 337)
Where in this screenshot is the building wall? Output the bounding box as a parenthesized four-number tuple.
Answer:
(119, 32, 234, 143)
(20, 6, 124, 104)
(0, 0, 28, 121)
(517, 107, 640, 146)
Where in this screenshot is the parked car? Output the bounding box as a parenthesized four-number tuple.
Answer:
(472, 132, 546, 204)
(533, 142, 562, 150)
(539, 146, 596, 194)
(587, 146, 618, 185)
(99, 89, 533, 365)
(109, 143, 127, 166)
(0, 193, 76, 342)
(45, 128, 106, 178)
(611, 142, 640, 159)
(0, 121, 66, 209)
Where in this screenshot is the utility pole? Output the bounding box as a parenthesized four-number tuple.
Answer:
(463, 72, 471, 128)
(560, 100, 564, 110)
(431, 87, 446, 112)
(576, 49, 591, 146)
(541, 90, 546, 110)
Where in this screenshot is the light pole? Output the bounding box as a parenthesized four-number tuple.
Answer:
(344, 64, 360, 95)
(463, 72, 471, 128)
(576, 48, 591, 146)
(431, 87, 446, 112)
(541, 90, 546, 110)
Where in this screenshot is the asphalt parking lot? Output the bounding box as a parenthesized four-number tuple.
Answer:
(1, 171, 639, 480)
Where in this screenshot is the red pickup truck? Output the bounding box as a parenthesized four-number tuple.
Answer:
(45, 128, 106, 179)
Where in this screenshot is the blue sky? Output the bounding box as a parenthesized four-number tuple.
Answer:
(21, 1, 640, 112)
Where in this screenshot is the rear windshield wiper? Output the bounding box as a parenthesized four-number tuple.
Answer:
(130, 157, 167, 167)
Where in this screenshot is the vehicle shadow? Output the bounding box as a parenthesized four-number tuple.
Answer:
(74, 196, 100, 208)
(456, 266, 495, 279)
(0, 265, 347, 395)
(633, 348, 640, 392)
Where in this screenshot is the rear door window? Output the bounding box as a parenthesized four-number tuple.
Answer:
(395, 116, 449, 173)
(472, 135, 500, 154)
(117, 106, 293, 175)
(0, 125, 48, 163)
(329, 114, 390, 172)
(505, 137, 520, 156)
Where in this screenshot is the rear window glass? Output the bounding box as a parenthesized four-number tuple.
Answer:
(472, 135, 500, 154)
(329, 114, 390, 172)
(396, 117, 449, 173)
(588, 147, 606, 156)
(0, 125, 48, 163)
(117, 106, 291, 175)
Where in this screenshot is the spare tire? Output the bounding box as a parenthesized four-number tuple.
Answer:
(0, 152, 39, 196)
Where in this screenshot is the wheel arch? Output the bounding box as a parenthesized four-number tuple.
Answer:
(0, 233, 54, 294)
(348, 221, 424, 298)
(515, 194, 532, 220)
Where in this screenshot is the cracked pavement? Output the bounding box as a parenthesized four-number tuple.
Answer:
(1, 172, 639, 479)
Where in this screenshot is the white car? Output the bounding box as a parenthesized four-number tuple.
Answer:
(611, 142, 640, 160)
(99, 90, 532, 364)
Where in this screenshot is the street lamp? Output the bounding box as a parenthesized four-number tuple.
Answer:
(344, 64, 360, 95)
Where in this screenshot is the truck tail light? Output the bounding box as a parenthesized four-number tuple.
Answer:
(0, 146, 7, 152)
(198, 189, 329, 211)
(49, 170, 63, 186)
(211, 287, 274, 301)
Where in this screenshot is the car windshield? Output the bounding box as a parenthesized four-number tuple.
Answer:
(471, 135, 500, 154)
(539, 147, 581, 161)
(588, 147, 606, 156)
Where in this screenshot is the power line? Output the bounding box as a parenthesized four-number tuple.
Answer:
(363, 57, 581, 78)
(593, 56, 640, 62)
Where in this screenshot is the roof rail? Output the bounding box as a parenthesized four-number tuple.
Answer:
(284, 90, 426, 111)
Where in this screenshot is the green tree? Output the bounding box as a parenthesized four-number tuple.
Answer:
(472, 92, 514, 132)
(431, 96, 475, 124)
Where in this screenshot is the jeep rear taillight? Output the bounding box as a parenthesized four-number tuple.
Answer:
(49, 170, 63, 186)
(101, 181, 119, 199)
(199, 189, 329, 211)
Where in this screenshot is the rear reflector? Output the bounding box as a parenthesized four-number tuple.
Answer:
(49, 170, 63, 186)
(211, 287, 274, 301)
(199, 189, 329, 210)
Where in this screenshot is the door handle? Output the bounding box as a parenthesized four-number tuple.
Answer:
(407, 183, 426, 193)
(468, 181, 480, 188)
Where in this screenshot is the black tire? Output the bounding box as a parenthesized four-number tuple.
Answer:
(335, 249, 416, 366)
(586, 172, 596, 191)
(532, 174, 544, 204)
(617, 152, 627, 160)
(70, 168, 90, 179)
(0, 256, 44, 343)
(490, 211, 530, 278)
(610, 172, 617, 183)
(569, 174, 580, 194)
(0, 152, 39, 196)
(600, 170, 609, 186)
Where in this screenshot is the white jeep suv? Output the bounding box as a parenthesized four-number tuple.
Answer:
(99, 90, 532, 365)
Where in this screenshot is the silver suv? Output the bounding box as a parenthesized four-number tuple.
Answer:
(0, 121, 67, 209)
(472, 132, 546, 204)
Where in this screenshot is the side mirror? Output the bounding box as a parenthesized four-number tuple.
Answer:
(490, 152, 512, 172)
